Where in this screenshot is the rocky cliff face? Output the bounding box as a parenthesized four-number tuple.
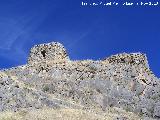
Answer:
(0, 42, 160, 119)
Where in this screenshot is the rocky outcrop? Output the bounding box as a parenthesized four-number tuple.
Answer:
(1, 42, 160, 119)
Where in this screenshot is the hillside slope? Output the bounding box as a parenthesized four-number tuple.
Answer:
(0, 42, 160, 120)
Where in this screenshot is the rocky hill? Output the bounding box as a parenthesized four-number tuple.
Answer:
(0, 42, 160, 120)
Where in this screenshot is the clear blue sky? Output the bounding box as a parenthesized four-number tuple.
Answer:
(0, 0, 159, 77)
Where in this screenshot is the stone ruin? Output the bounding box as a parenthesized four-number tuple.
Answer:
(28, 42, 69, 65)
(104, 53, 148, 66)
(1, 42, 160, 119)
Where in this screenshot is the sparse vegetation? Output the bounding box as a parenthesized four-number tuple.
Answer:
(42, 84, 50, 92)
(0, 107, 143, 120)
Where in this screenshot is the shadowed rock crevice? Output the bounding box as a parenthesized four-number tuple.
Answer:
(41, 50, 46, 58)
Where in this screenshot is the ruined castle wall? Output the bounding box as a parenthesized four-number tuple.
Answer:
(28, 42, 69, 65)
(1, 41, 160, 118)
(103, 53, 148, 66)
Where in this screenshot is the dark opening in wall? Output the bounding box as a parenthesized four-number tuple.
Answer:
(41, 50, 46, 58)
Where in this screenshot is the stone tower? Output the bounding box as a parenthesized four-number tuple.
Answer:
(28, 42, 69, 64)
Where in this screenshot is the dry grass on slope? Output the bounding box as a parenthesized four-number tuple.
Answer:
(0, 107, 143, 120)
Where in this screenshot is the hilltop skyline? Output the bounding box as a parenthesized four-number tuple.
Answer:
(0, 0, 160, 77)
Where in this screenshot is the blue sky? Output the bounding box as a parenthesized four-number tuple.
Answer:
(0, 0, 160, 77)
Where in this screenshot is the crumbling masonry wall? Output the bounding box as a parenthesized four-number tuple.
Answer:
(28, 42, 69, 65)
